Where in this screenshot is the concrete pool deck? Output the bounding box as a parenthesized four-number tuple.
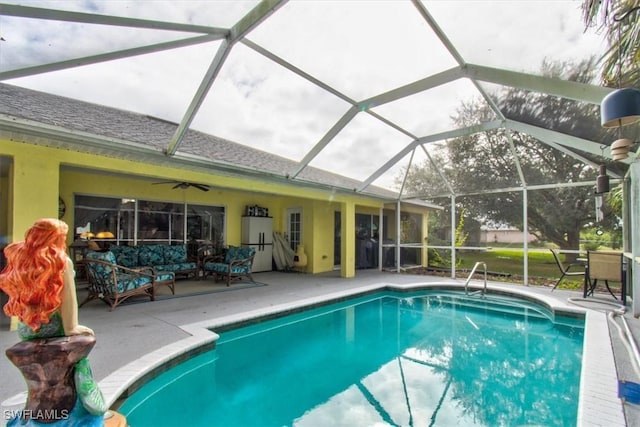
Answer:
(0, 270, 636, 426)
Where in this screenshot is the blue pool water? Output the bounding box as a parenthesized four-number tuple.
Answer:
(119, 291, 584, 426)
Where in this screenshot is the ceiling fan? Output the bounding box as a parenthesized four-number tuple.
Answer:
(152, 181, 210, 192)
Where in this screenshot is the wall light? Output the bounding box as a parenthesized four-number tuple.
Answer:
(595, 164, 610, 194)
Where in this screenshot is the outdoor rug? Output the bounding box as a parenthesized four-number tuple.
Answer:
(152, 279, 269, 301)
(77, 278, 268, 308)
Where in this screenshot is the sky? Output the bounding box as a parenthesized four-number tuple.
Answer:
(0, 0, 608, 190)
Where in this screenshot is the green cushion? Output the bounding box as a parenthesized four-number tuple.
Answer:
(138, 245, 165, 266)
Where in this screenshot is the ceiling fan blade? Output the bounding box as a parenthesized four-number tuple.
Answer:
(152, 180, 208, 191)
(192, 184, 210, 192)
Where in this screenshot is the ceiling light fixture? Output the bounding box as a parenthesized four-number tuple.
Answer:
(601, 88, 640, 128)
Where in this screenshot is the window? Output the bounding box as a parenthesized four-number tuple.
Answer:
(187, 204, 225, 245)
(355, 213, 380, 269)
(74, 196, 134, 243)
(287, 208, 302, 251)
(74, 195, 225, 246)
(138, 200, 184, 242)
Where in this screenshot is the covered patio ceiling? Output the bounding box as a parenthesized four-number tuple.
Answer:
(0, 0, 635, 199)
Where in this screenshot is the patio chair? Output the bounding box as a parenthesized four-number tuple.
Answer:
(550, 249, 585, 291)
(202, 246, 256, 286)
(81, 250, 161, 310)
(583, 251, 626, 303)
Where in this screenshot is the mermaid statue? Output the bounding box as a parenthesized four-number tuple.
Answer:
(0, 218, 108, 426)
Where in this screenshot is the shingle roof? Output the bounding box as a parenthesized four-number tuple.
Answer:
(0, 82, 398, 199)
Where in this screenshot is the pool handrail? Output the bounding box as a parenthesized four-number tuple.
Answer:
(464, 261, 487, 296)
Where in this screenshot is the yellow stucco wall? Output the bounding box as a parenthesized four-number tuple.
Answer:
(1, 138, 430, 278)
(3, 144, 60, 242)
(312, 199, 338, 273)
(341, 202, 356, 277)
(0, 173, 8, 244)
(60, 170, 289, 247)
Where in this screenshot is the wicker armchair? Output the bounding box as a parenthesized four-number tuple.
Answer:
(81, 250, 173, 310)
(202, 246, 256, 286)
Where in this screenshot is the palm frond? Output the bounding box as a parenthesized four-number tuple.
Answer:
(582, 0, 640, 85)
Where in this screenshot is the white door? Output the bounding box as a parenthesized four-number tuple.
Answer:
(287, 208, 302, 251)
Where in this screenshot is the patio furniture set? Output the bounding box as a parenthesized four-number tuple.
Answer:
(80, 243, 256, 310)
(550, 248, 627, 302)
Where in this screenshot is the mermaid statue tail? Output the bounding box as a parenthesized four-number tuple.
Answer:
(17, 312, 65, 341)
(74, 357, 108, 416)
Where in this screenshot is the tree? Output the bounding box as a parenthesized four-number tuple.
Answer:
(401, 59, 622, 254)
(582, 0, 640, 86)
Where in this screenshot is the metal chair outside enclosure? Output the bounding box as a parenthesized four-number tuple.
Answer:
(583, 251, 626, 303)
(550, 249, 585, 291)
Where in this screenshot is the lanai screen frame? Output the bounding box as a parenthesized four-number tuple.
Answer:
(0, 0, 634, 286)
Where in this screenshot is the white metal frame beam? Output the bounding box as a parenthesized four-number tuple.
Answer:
(241, 38, 356, 105)
(0, 3, 229, 81)
(404, 179, 606, 200)
(0, 34, 223, 81)
(242, 37, 427, 179)
(420, 144, 456, 196)
(396, 149, 417, 198)
(0, 3, 229, 34)
(166, 0, 288, 155)
(290, 106, 360, 178)
(359, 67, 464, 109)
(411, 0, 465, 66)
(0, 1, 624, 201)
(505, 120, 613, 159)
(463, 63, 612, 104)
(165, 39, 233, 156)
(358, 120, 503, 191)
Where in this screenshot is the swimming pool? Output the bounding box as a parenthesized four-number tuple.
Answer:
(119, 290, 584, 426)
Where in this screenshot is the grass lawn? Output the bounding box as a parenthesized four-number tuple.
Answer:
(439, 248, 585, 289)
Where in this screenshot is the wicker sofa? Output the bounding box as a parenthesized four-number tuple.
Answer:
(109, 244, 199, 280)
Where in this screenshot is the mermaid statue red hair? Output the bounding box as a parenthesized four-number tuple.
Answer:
(0, 218, 69, 331)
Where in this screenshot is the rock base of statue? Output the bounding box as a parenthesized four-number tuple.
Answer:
(5, 334, 114, 426)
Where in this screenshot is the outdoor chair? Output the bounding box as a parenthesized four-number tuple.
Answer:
(202, 246, 256, 286)
(584, 250, 626, 303)
(82, 250, 175, 310)
(550, 249, 585, 291)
